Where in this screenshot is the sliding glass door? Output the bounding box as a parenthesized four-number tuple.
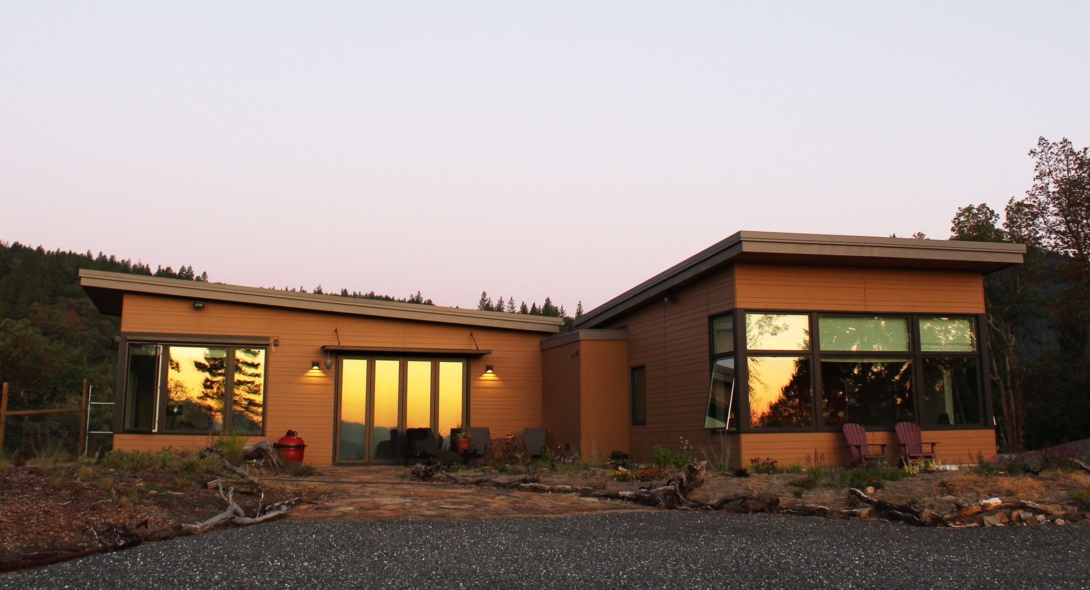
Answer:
(336, 357, 465, 464)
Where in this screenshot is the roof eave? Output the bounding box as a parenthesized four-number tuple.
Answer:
(78, 270, 563, 333)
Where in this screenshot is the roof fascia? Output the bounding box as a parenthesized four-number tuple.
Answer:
(79, 269, 563, 333)
(576, 231, 1025, 329)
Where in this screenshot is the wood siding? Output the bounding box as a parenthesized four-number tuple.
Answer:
(607, 267, 735, 462)
(739, 428, 996, 467)
(734, 264, 986, 313)
(606, 262, 990, 464)
(541, 340, 582, 456)
(116, 293, 549, 464)
(578, 339, 630, 460)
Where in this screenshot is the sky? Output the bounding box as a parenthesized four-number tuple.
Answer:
(2, 2, 1088, 313)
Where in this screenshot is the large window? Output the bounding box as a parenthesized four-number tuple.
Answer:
(707, 312, 986, 432)
(124, 342, 267, 434)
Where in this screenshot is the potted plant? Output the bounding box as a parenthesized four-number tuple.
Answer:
(453, 427, 472, 454)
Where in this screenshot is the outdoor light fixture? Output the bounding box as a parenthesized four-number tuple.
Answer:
(485, 365, 494, 374)
(311, 361, 321, 370)
(193, 300, 205, 310)
(324, 350, 333, 370)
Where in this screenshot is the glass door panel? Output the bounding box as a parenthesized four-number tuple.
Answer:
(339, 359, 368, 461)
(405, 361, 432, 430)
(437, 361, 465, 447)
(372, 360, 400, 462)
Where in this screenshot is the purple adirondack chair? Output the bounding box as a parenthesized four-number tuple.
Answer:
(842, 423, 886, 468)
(895, 422, 938, 466)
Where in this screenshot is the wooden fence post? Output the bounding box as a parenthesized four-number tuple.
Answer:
(78, 379, 89, 457)
(0, 382, 8, 452)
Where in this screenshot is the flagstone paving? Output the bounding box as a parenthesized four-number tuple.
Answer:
(284, 466, 651, 521)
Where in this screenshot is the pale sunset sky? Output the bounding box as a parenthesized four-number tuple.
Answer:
(2, 2, 1088, 312)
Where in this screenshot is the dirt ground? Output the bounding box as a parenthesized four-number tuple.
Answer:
(1, 447, 1088, 572)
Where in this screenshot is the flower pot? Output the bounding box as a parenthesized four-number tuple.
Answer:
(455, 438, 471, 454)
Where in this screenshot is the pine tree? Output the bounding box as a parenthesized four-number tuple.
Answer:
(477, 291, 491, 311)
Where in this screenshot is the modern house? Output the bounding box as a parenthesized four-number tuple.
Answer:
(81, 231, 1025, 467)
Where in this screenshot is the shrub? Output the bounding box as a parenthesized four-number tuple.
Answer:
(652, 438, 693, 470)
(1070, 489, 1090, 512)
(839, 465, 907, 490)
(749, 458, 779, 474)
(975, 452, 999, 476)
(789, 468, 825, 491)
(214, 430, 247, 465)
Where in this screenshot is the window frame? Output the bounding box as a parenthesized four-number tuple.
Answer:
(708, 311, 989, 433)
(115, 333, 270, 435)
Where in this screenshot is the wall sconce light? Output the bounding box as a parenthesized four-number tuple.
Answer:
(311, 361, 321, 371)
(324, 350, 333, 370)
(193, 300, 205, 310)
(485, 365, 494, 375)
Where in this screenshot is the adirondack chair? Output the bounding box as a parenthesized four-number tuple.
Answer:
(842, 423, 886, 468)
(895, 422, 938, 466)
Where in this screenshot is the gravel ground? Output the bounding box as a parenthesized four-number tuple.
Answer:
(5, 512, 1090, 589)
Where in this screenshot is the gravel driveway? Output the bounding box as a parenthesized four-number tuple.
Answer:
(6, 512, 1089, 589)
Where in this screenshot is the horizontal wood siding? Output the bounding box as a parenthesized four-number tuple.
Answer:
(579, 340, 630, 460)
(922, 429, 997, 464)
(734, 264, 986, 313)
(608, 267, 735, 462)
(117, 293, 548, 464)
(541, 341, 582, 456)
(740, 428, 996, 467)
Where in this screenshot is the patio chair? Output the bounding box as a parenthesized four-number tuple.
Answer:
(895, 422, 937, 467)
(467, 427, 491, 457)
(523, 428, 547, 459)
(842, 423, 886, 468)
(407, 428, 465, 465)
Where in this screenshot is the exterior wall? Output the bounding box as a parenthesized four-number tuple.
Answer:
(734, 264, 986, 313)
(739, 429, 996, 467)
(606, 266, 735, 463)
(541, 340, 582, 456)
(578, 339, 630, 461)
(115, 293, 550, 464)
(606, 263, 990, 466)
(541, 335, 630, 460)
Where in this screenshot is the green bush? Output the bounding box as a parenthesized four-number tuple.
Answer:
(838, 465, 908, 490)
(1070, 489, 1090, 512)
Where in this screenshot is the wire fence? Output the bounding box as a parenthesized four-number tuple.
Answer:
(0, 382, 114, 460)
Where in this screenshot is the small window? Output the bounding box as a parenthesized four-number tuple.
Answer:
(631, 367, 647, 426)
(745, 313, 810, 351)
(919, 317, 977, 352)
(818, 316, 910, 352)
(712, 315, 734, 354)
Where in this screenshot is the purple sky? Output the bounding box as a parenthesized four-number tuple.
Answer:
(2, 3, 1088, 312)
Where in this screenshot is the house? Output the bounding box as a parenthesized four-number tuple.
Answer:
(80, 231, 1024, 467)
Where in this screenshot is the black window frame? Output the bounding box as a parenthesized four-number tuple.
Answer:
(707, 310, 990, 433)
(115, 333, 270, 436)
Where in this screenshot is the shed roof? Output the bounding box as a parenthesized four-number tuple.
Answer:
(79, 269, 563, 333)
(575, 231, 1025, 329)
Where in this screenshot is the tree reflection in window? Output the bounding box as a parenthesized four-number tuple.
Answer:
(746, 314, 810, 351)
(821, 358, 913, 428)
(232, 348, 265, 434)
(747, 356, 812, 428)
